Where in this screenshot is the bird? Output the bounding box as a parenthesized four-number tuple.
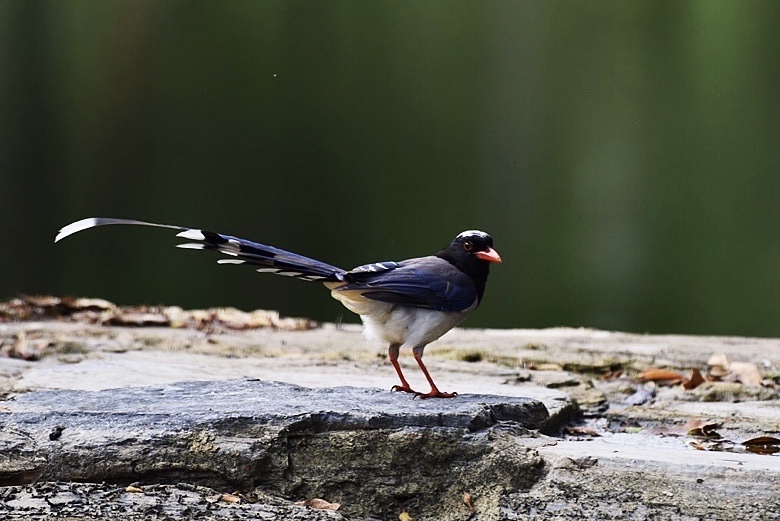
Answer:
(55, 218, 501, 398)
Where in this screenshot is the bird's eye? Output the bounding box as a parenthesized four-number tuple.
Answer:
(463, 241, 473, 251)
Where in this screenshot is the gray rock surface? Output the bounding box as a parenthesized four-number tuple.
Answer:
(2, 319, 780, 519)
(1, 380, 551, 520)
(519, 438, 780, 521)
(2, 482, 347, 520)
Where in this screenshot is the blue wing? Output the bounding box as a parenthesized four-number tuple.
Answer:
(338, 257, 478, 312)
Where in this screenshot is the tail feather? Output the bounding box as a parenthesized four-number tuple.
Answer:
(55, 217, 345, 282)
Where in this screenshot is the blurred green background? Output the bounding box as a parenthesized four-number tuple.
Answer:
(3, 1, 780, 336)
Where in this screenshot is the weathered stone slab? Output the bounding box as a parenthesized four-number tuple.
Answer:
(2, 318, 780, 520)
(509, 438, 780, 520)
(1, 380, 550, 519)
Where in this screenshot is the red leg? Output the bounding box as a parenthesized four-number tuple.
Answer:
(388, 343, 417, 394)
(412, 346, 457, 399)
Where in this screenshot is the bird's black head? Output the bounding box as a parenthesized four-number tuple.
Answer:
(437, 230, 502, 301)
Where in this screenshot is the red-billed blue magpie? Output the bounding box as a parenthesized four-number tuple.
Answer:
(55, 218, 501, 398)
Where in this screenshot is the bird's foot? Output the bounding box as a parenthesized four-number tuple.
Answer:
(391, 384, 419, 395)
(414, 389, 458, 399)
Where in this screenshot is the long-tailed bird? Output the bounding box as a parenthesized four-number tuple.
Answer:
(55, 218, 501, 398)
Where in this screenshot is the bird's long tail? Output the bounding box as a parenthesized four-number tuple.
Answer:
(55, 218, 346, 282)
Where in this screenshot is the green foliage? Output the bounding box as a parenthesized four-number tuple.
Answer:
(3, 1, 780, 335)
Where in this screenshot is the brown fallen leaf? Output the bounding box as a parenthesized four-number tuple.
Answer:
(16, 295, 117, 320)
(60, 297, 116, 311)
(125, 485, 143, 493)
(399, 511, 413, 521)
(1, 296, 319, 331)
(563, 425, 601, 437)
(682, 368, 706, 390)
(220, 493, 241, 504)
(602, 369, 623, 381)
(463, 492, 475, 512)
(689, 439, 735, 452)
(684, 419, 722, 439)
(573, 456, 598, 468)
(215, 307, 277, 329)
(295, 498, 341, 510)
(7, 331, 46, 361)
(742, 436, 780, 455)
(107, 311, 170, 327)
(637, 368, 684, 385)
(21, 295, 62, 308)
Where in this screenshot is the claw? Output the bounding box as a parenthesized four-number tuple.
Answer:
(391, 384, 418, 395)
(414, 389, 458, 399)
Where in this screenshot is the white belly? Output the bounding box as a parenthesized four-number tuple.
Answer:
(329, 287, 477, 348)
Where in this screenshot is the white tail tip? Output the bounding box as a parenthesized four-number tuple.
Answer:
(55, 218, 101, 243)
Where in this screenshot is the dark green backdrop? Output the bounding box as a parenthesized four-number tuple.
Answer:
(3, 1, 780, 336)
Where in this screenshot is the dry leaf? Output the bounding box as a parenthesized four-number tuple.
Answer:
(399, 511, 413, 521)
(637, 368, 683, 385)
(14, 295, 116, 320)
(9, 332, 29, 360)
(220, 493, 241, 504)
(682, 368, 706, 390)
(602, 369, 623, 381)
(107, 311, 170, 327)
(570, 456, 598, 468)
(125, 485, 143, 493)
(307, 498, 340, 510)
(295, 498, 341, 510)
(563, 425, 601, 437)
(8, 331, 45, 361)
(728, 362, 762, 386)
(1, 296, 318, 332)
(684, 419, 722, 439)
(742, 436, 780, 455)
(22, 295, 62, 307)
(690, 439, 735, 452)
(215, 307, 278, 329)
(60, 297, 116, 311)
(463, 492, 475, 511)
(707, 353, 731, 378)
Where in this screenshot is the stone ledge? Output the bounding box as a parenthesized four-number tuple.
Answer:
(2, 318, 779, 520)
(1, 380, 551, 519)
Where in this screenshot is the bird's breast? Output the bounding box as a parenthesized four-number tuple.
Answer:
(329, 290, 476, 349)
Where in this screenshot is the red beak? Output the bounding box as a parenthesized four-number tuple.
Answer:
(475, 247, 502, 263)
